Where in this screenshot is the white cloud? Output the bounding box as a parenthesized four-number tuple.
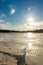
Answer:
(0, 19, 43, 31)
(10, 8, 15, 14)
(16, 21, 43, 31)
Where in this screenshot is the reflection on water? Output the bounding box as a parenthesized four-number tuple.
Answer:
(0, 33, 43, 65)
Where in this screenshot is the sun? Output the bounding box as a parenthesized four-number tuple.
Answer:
(27, 16, 34, 26)
(28, 17, 34, 22)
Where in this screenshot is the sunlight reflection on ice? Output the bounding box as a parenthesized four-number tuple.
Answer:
(28, 43, 32, 48)
(21, 42, 40, 57)
(26, 32, 40, 56)
(27, 33, 33, 38)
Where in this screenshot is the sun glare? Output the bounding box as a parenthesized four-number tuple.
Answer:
(28, 17, 34, 22)
(27, 16, 34, 26)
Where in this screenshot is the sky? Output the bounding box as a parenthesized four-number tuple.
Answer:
(0, 0, 43, 30)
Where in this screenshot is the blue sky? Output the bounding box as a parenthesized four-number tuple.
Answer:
(0, 0, 43, 30)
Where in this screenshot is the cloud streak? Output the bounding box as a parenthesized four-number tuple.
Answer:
(0, 19, 11, 30)
(0, 13, 6, 18)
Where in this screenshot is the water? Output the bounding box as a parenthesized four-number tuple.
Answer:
(0, 33, 43, 65)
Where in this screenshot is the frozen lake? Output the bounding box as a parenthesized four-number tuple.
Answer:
(0, 33, 43, 65)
